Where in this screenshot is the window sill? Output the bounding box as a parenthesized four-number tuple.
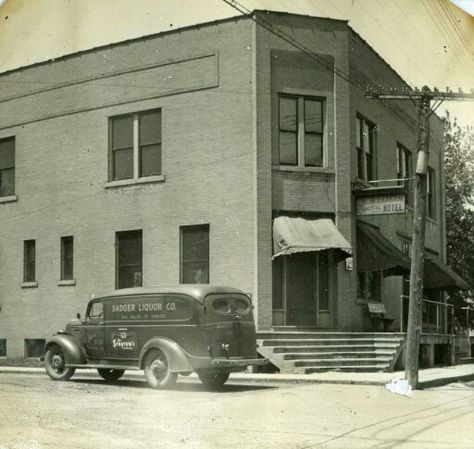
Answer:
(21, 281, 38, 289)
(105, 175, 165, 188)
(58, 279, 76, 287)
(0, 195, 18, 204)
(273, 165, 335, 175)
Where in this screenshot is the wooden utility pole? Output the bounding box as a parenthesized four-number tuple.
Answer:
(367, 86, 474, 389)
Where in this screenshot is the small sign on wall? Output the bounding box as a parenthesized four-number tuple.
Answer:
(356, 194, 405, 216)
(345, 257, 353, 271)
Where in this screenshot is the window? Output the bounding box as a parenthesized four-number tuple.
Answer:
(0, 339, 6, 357)
(110, 109, 161, 181)
(356, 116, 376, 181)
(23, 240, 36, 282)
(88, 302, 104, 321)
(357, 271, 382, 301)
(0, 137, 15, 197)
(427, 167, 436, 219)
(116, 230, 142, 289)
(397, 144, 413, 206)
(180, 225, 209, 284)
(61, 236, 74, 280)
(279, 95, 324, 167)
(24, 339, 45, 358)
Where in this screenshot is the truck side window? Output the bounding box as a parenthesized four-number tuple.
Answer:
(88, 302, 104, 321)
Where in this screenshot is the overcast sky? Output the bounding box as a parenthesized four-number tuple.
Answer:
(0, 0, 473, 126)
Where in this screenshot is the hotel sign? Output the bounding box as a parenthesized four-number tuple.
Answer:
(356, 193, 406, 216)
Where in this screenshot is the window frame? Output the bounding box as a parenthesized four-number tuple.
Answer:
(397, 143, 413, 206)
(108, 109, 162, 184)
(180, 224, 210, 284)
(115, 230, 143, 290)
(278, 94, 325, 169)
(427, 167, 436, 220)
(0, 136, 15, 198)
(356, 115, 376, 182)
(23, 239, 36, 283)
(60, 236, 74, 281)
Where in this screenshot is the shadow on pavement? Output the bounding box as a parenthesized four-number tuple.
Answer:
(70, 377, 277, 393)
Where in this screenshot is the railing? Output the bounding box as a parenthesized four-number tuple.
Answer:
(400, 295, 454, 334)
(400, 295, 474, 335)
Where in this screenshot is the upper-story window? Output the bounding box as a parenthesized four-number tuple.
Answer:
(397, 144, 413, 206)
(279, 95, 324, 168)
(0, 137, 15, 197)
(110, 109, 161, 181)
(427, 167, 436, 220)
(356, 115, 376, 182)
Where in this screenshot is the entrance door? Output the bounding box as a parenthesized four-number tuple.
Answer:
(286, 253, 317, 326)
(272, 251, 335, 327)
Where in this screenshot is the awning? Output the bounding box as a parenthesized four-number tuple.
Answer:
(424, 256, 470, 290)
(357, 221, 411, 276)
(357, 220, 470, 290)
(272, 217, 352, 260)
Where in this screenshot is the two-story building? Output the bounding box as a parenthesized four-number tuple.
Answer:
(0, 11, 467, 371)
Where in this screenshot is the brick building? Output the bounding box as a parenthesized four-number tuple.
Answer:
(0, 11, 466, 367)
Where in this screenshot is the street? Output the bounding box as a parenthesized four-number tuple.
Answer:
(0, 372, 473, 449)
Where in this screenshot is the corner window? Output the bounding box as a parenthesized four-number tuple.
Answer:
(116, 230, 142, 289)
(23, 240, 36, 283)
(397, 144, 413, 206)
(180, 224, 209, 284)
(357, 271, 381, 301)
(279, 95, 324, 168)
(0, 137, 15, 197)
(110, 109, 161, 181)
(427, 167, 436, 219)
(356, 116, 376, 181)
(61, 236, 74, 281)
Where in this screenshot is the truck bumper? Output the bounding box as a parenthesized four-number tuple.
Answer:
(210, 357, 268, 368)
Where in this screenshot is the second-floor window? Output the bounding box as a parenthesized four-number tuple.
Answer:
(356, 116, 376, 181)
(279, 95, 324, 168)
(427, 167, 436, 219)
(61, 236, 74, 281)
(397, 144, 413, 206)
(0, 137, 15, 197)
(110, 109, 162, 181)
(24, 240, 36, 283)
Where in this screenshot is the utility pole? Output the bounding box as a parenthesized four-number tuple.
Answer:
(367, 85, 474, 389)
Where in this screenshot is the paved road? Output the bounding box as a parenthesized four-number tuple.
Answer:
(0, 372, 473, 449)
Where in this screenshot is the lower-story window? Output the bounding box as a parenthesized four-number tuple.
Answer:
(180, 224, 209, 284)
(24, 338, 45, 358)
(116, 230, 143, 289)
(357, 271, 382, 301)
(0, 339, 6, 356)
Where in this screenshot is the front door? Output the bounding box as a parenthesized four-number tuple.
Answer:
(272, 251, 335, 328)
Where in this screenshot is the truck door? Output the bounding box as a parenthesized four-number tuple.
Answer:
(84, 301, 106, 359)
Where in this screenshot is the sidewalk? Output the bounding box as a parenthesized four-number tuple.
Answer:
(1, 364, 473, 389)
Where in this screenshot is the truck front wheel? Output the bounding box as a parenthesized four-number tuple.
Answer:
(44, 345, 75, 381)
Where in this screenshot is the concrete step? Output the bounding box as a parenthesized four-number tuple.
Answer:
(282, 351, 395, 360)
(259, 338, 402, 347)
(302, 365, 389, 373)
(257, 331, 402, 340)
(271, 344, 399, 354)
(292, 358, 392, 368)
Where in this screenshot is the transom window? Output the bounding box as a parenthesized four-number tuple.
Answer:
(0, 137, 15, 197)
(356, 116, 376, 181)
(279, 95, 324, 167)
(110, 109, 161, 181)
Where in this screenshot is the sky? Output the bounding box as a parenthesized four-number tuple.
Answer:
(0, 0, 473, 126)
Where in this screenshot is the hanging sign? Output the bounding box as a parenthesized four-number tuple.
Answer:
(354, 185, 406, 216)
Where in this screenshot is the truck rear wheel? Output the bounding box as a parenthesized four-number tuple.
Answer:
(44, 345, 75, 381)
(97, 368, 125, 382)
(197, 371, 230, 389)
(143, 349, 177, 389)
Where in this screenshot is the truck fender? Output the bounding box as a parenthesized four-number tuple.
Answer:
(139, 337, 193, 373)
(45, 335, 87, 365)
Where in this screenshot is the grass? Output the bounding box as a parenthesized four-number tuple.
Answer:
(0, 357, 44, 367)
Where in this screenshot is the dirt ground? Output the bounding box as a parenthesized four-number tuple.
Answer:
(1, 372, 474, 449)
